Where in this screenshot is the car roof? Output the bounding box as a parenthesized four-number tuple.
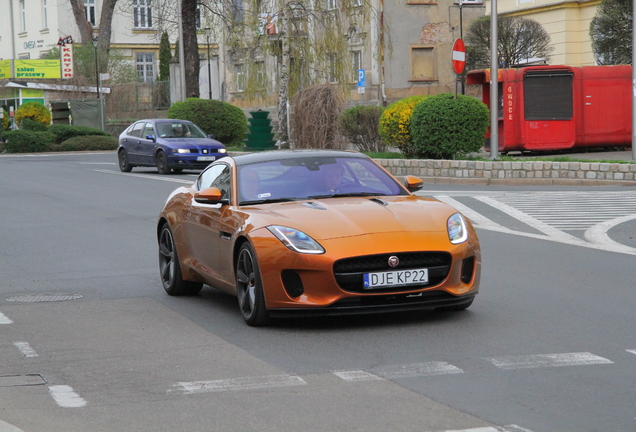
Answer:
(233, 149, 369, 166)
(136, 119, 194, 124)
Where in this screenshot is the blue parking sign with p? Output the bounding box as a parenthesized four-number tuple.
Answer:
(357, 69, 365, 87)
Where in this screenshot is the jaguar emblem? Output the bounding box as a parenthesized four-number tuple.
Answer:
(388, 256, 399, 268)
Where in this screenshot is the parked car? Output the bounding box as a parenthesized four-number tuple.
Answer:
(157, 150, 481, 326)
(118, 119, 227, 174)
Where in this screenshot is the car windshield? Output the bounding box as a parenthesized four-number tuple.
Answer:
(237, 156, 407, 205)
(156, 122, 207, 139)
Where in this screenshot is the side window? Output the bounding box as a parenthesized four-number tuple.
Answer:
(129, 122, 145, 138)
(198, 164, 232, 202)
(143, 122, 155, 138)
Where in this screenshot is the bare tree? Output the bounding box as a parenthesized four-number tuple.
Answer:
(69, 0, 119, 71)
(465, 16, 554, 70)
(182, 0, 201, 97)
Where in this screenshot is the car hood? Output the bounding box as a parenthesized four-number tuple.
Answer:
(161, 138, 224, 148)
(246, 195, 457, 240)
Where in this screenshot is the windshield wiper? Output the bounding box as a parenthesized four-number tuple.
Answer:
(239, 197, 298, 205)
(308, 192, 387, 199)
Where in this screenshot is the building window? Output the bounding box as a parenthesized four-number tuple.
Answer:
(351, 50, 362, 83)
(326, 0, 337, 9)
(328, 54, 337, 83)
(134, 0, 153, 29)
(20, 0, 26, 32)
(410, 46, 436, 80)
(136, 52, 155, 82)
(85, 0, 96, 26)
(235, 64, 246, 92)
(352, 0, 362, 6)
(42, 0, 49, 29)
(196, 4, 202, 29)
(255, 61, 266, 89)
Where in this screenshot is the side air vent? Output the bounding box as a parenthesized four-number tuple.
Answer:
(281, 270, 304, 298)
(460, 256, 475, 284)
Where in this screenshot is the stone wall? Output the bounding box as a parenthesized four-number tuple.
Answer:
(376, 159, 636, 184)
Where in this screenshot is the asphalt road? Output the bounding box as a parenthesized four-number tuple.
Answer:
(1, 152, 635, 432)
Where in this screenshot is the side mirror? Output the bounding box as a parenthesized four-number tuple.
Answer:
(207, 134, 215, 139)
(403, 175, 423, 192)
(146, 134, 155, 141)
(194, 187, 228, 205)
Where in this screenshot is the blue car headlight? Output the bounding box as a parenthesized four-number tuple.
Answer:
(218, 148, 227, 153)
(267, 226, 325, 254)
(175, 149, 190, 154)
(447, 213, 468, 244)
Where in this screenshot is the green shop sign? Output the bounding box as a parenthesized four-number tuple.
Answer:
(14, 60, 61, 79)
(0, 60, 12, 79)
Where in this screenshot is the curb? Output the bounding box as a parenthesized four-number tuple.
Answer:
(417, 177, 636, 187)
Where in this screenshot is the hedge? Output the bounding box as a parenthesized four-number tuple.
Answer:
(47, 124, 109, 144)
(2, 131, 56, 153)
(167, 98, 248, 146)
(410, 93, 489, 160)
(378, 96, 429, 158)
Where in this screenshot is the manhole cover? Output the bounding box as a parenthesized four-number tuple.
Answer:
(6, 294, 83, 303)
(0, 374, 46, 387)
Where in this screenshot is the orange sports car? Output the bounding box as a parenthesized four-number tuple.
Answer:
(157, 150, 480, 326)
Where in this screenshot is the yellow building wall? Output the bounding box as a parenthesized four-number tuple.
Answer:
(485, 0, 601, 67)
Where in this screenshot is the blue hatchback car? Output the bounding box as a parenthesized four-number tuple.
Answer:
(117, 119, 227, 174)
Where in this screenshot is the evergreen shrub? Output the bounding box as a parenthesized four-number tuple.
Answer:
(48, 125, 109, 144)
(14, 101, 52, 128)
(2, 131, 55, 153)
(21, 118, 49, 131)
(378, 96, 429, 158)
(51, 135, 118, 152)
(338, 105, 386, 152)
(410, 93, 489, 160)
(167, 98, 248, 146)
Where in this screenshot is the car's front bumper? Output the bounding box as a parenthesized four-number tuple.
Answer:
(167, 153, 227, 169)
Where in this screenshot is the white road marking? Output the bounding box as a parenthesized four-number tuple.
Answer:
(94, 169, 194, 184)
(80, 162, 117, 165)
(433, 426, 533, 432)
(474, 195, 585, 244)
(48, 385, 87, 408)
(584, 214, 636, 253)
(434, 195, 501, 229)
(371, 361, 464, 379)
(0, 419, 27, 432)
(171, 374, 307, 395)
(0, 312, 13, 324)
(487, 352, 613, 370)
(627, 349, 636, 356)
(332, 370, 384, 382)
(13, 342, 38, 357)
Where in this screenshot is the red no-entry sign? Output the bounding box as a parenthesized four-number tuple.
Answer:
(452, 38, 466, 75)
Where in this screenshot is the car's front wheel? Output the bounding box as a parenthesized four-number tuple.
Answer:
(118, 149, 133, 172)
(236, 243, 269, 326)
(156, 151, 171, 174)
(158, 224, 203, 296)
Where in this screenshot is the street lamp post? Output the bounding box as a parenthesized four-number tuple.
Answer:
(205, 28, 212, 100)
(92, 36, 100, 99)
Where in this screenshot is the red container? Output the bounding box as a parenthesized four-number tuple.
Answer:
(466, 65, 632, 153)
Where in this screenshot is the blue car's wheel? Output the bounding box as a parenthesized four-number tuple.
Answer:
(118, 149, 132, 172)
(156, 151, 170, 174)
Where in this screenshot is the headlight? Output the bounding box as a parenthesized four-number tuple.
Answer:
(218, 148, 227, 153)
(175, 148, 190, 154)
(447, 213, 468, 244)
(267, 226, 325, 254)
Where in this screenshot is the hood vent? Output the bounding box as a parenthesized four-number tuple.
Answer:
(368, 198, 388, 207)
(302, 201, 327, 210)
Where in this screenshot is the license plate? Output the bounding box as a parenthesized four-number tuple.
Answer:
(197, 156, 216, 161)
(363, 268, 429, 289)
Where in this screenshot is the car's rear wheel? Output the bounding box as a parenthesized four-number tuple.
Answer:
(158, 224, 203, 296)
(236, 243, 269, 326)
(156, 151, 171, 174)
(118, 149, 133, 172)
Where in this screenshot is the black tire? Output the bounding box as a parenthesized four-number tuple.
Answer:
(156, 151, 171, 174)
(236, 243, 269, 326)
(436, 297, 474, 312)
(118, 149, 133, 172)
(158, 224, 203, 296)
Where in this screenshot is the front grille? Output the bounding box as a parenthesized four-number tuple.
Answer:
(333, 252, 452, 293)
(461, 256, 475, 284)
(281, 270, 304, 298)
